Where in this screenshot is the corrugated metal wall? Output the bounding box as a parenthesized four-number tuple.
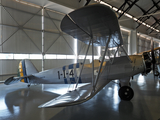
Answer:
(1, 0, 42, 53)
(0, 0, 99, 81)
(122, 31, 129, 54)
(138, 35, 159, 53)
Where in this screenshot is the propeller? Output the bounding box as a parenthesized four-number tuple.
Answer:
(151, 39, 156, 78)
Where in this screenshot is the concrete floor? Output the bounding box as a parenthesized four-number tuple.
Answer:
(0, 73, 160, 120)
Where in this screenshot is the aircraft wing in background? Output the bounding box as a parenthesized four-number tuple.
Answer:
(138, 47, 160, 55)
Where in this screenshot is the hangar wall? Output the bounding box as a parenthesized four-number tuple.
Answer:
(138, 34, 159, 53)
(0, 0, 100, 81)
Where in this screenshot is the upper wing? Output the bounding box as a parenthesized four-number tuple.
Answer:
(61, 4, 123, 47)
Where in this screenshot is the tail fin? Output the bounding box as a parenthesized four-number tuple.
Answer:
(18, 59, 38, 83)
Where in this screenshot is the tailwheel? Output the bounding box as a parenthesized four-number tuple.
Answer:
(118, 86, 134, 101)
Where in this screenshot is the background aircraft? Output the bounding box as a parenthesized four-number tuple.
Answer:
(4, 4, 160, 108)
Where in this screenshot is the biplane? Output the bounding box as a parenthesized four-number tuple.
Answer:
(4, 4, 160, 108)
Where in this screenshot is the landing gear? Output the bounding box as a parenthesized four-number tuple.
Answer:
(119, 82, 131, 88)
(154, 70, 159, 76)
(27, 84, 31, 87)
(118, 86, 134, 101)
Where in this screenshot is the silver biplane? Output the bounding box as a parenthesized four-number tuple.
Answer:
(4, 4, 160, 108)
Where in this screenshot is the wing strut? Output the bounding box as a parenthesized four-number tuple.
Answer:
(75, 38, 92, 89)
(88, 20, 94, 88)
(119, 45, 132, 62)
(94, 34, 111, 89)
(92, 37, 94, 88)
(109, 46, 119, 64)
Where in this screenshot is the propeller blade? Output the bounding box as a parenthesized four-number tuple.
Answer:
(151, 39, 156, 78)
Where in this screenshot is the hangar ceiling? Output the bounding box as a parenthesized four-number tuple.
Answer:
(20, 0, 74, 13)
(22, 0, 160, 39)
(102, 0, 160, 39)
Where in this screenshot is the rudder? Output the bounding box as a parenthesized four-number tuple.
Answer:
(18, 59, 38, 83)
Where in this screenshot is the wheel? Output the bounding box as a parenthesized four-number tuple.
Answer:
(154, 71, 159, 76)
(118, 86, 134, 101)
(27, 84, 30, 87)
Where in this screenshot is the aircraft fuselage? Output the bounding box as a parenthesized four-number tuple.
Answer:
(30, 55, 150, 85)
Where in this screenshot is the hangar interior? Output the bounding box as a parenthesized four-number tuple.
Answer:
(0, 0, 160, 120)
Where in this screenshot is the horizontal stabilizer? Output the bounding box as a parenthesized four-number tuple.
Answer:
(0, 81, 5, 83)
(4, 75, 32, 85)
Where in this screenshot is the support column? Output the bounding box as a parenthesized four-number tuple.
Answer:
(129, 30, 138, 55)
(91, 39, 94, 87)
(74, 38, 78, 63)
(0, 1, 2, 52)
(42, 7, 45, 71)
(98, 46, 101, 58)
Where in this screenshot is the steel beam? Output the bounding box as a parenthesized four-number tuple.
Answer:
(45, 35, 61, 53)
(22, 30, 41, 52)
(117, 0, 138, 19)
(0, 4, 62, 22)
(148, 17, 160, 34)
(136, 0, 160, 28)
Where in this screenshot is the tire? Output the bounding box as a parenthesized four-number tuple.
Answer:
(118, 86, 134, 101)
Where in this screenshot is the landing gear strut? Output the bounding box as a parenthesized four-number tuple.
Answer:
(118, 86, 134, 101)
(119, 82, 131, 88)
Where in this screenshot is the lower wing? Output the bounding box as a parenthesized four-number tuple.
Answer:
(38, 79, 110, 108)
